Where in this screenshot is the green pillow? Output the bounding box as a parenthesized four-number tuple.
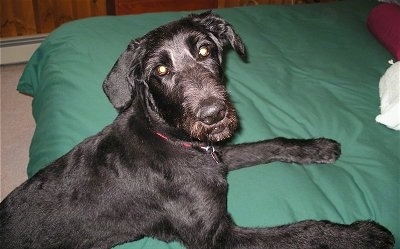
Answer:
(18, 0, 399, 248)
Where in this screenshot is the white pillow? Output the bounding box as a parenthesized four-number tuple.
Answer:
(376, 61, 400, 130)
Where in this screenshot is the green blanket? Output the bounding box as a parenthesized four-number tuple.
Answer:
(18, 0, 399, 248)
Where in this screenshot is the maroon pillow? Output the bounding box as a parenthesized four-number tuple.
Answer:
(368, 3, 400, 60)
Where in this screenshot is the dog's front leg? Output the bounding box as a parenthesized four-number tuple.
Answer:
(217, 137, 340, 171)
(224, 220, 394, 249)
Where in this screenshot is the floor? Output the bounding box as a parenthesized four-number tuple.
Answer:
(1, 63, 34, 200)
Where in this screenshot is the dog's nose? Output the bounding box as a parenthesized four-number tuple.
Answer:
(197, 102, 226, 125)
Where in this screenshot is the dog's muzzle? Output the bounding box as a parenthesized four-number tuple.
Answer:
(189, 98, 237, 142)
(197, 100, 227, 126)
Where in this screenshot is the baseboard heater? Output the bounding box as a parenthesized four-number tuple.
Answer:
(0, 34, 47, 65)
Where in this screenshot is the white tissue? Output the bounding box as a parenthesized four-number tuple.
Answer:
(376, 61, 400, 130)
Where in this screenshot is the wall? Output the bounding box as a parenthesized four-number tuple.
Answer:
(1, 0, 109, 38)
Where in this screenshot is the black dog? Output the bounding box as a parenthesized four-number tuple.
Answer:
(0, 12, 394, 249)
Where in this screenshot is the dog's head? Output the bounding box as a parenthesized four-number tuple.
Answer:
(103, 12, 246, 142)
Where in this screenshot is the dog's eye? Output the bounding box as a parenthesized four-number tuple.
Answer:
(198, 46, 210, 58)
(156, 65, 169, 76)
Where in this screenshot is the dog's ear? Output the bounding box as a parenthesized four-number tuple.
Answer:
(103, 39, 144, 113)
(190, 11, 246, 58)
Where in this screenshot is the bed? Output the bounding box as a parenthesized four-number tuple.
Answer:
(17, 0, 399, 248)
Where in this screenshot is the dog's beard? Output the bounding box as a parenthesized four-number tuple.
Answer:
(182, 106, 238, 142)
(162, 78, 238, 142)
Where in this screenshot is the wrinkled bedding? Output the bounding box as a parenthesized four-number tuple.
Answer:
(18, 0, 399, 247)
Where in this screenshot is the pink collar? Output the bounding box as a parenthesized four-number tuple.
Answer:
(155, 132, 221, 164)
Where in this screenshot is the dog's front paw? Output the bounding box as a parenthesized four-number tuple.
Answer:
(292, 138, 341, 164)
(308, 138, 341, 164)
(349, 221, 395, 249)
